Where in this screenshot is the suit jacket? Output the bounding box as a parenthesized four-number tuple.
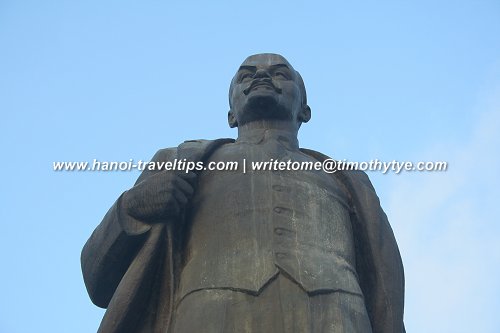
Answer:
(81, 138, 405, 333)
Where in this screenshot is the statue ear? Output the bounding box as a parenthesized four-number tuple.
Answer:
(228, 110, 238, 128)
(298, 105, 311, 123)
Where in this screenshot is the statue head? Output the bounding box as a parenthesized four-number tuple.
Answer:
(228, 53, 311, 130)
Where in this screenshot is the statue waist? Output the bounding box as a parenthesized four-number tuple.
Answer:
(178, 207, 361, 302)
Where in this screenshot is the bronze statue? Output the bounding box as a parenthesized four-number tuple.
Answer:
(82, 53, 405, 333)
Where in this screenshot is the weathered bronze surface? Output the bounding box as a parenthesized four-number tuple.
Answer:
(82, 53, 405, 333)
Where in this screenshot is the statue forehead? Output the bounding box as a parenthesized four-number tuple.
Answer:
(240, 53, 294, 69)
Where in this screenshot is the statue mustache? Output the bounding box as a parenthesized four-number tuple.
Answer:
(243, 79, 282, 95)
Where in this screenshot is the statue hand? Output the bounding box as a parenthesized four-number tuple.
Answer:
(122, 170, 197, 223)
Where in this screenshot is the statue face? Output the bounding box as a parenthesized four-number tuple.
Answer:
(228, 53, 309, 128)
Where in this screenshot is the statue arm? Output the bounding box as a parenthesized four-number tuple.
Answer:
(81, 148, 176, 308)
(346, 171, 406, 333)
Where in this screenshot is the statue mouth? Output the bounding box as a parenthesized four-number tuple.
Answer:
(243, 79, 282, 95)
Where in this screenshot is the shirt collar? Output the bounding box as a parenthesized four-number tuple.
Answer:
(236, 128, 299, 151)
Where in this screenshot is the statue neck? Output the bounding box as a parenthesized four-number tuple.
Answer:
(236, 120, 300, 150)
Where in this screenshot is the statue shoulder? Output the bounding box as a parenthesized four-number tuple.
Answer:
(341, 169, 376, 193)
(150, 147, 178, 162)
(149, 141, 210, 162)
(151, 138, 235, 162)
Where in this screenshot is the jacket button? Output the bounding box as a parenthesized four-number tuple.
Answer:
(272, 184, 284, 192)
(274, 228, 284, 235)
(273, 207, 282, 213)
(275, 252, 287, 259)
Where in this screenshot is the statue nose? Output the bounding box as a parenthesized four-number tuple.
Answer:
(254, 68, 271, 79)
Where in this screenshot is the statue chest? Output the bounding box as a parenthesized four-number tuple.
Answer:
(177, 143, 361, 297)
(188, 142, 352, 231)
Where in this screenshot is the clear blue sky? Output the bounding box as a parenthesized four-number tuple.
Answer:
(1, 1, 499, 332)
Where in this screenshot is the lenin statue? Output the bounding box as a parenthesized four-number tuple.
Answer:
(82, 53, 406, 333)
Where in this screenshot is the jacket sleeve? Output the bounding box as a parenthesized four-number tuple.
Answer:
(81, 148, 177, 308)
(343, 170, 406, 333)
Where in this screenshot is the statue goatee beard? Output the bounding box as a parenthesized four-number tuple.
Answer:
(240, 95, 293, 124)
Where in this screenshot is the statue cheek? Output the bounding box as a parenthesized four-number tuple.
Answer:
(231, 93, 245, 107)
(282, 88, 302, 107)
(282, 82, 300, 96)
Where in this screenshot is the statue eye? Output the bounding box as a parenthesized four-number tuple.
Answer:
(274, 71, 289, 79)
(239, 72, 253, 82)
